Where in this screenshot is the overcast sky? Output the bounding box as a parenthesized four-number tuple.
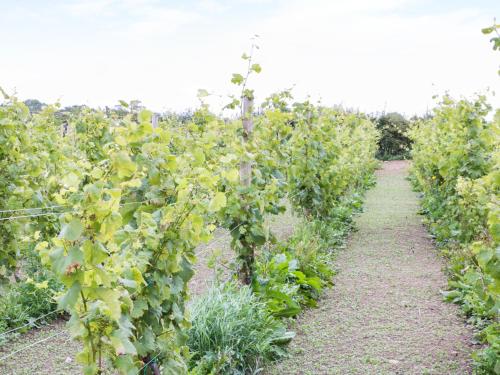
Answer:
(1, 0, 499, 116)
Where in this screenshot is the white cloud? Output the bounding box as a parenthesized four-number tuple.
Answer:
(1, 0, 498, 116)
(198, 0, 230, 13)
(122, 8, 201, 38)
(246, 0, 500, 115)
(65, 0, 201, 38)
(65, 0, 117, 16)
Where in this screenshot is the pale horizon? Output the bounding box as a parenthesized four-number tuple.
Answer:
(1, 0, 499, 117)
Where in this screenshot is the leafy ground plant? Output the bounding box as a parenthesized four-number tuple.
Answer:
(252, 191, 366, 319)
(187, 283, 294, 374)
(409, 95, 499, 373)
(0, 251, 62, 344)
(253, 221, 334, 318)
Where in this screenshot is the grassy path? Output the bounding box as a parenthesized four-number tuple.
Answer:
(269, 161, 474, 375)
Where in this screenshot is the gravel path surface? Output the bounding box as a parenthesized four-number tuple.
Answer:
(268, 161, 474, 375)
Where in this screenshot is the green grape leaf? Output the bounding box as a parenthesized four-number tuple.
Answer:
(231, 73, 244, 85)
(251, 63, 262, 73)
(112, 151, 137, 178)
(209, 192, 227, 212)
(60, 219, 84, 242)
(58, 282, 81, 309)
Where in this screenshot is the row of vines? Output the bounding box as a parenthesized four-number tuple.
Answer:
(0, 60, 379, 374)
(409, 95, 499, 373)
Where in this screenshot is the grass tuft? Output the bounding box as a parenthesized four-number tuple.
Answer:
(187, 283, 294, 374)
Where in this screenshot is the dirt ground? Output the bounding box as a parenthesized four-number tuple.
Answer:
(189, 203, 300, 296)
(268, 161, 475, 375)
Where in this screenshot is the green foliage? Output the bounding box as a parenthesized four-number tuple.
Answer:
(372, 112, 412, 160)
(482, 22, 500, 50)
(288, 105, 379, 219)
(253, 196, 360, 318)
(253, 222, 328, 317)
(0, 50, 379, 373)
(409, 95, 499, 373)
(0, 265, 62, 343)
(0, 97, 41, 276)
(187, 284, 293, 374)
(482, 20, 500, 75)
(0, 94, 72, 353)
(254, 249, 321, 318)
(0, 94, 68, 280)
(217, 47, 285, 285)
(216, 110, 290, 284)
(184, 71, 378, 371)
(23, 99, 46, 114)
(36, 108, 229, 374)
(473, 322, 500, 374)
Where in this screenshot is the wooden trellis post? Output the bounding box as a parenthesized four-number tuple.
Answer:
(240, 96, 253, 186)
(238, 95, 254, 284)
(151, 113, 159, 128)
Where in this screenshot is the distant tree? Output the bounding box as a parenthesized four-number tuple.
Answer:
(23, 99, 46, 114)
(373, 112, 412, 160)
(178, 110, 196, 123)
(111, 100, 145, 120)
(55, 104, 87, 123)
(161, 109, 195, 124)
(130, 99, 144, 113)
(409, 112, 433, 122)
(59, 104, 87, 114)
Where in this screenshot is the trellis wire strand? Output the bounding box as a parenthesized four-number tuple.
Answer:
(0, 200, 175, 221)
(0, 309, 63, 338)
(136, 352, 161, 375)
(0, 331, 66, 362)
(0, 205, 66, 214)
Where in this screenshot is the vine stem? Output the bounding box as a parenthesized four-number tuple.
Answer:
(80, 291, 98, 367)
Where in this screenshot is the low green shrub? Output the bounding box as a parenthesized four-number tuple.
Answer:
(0, 261, 62, 342)
(472, 322, 500, 374)
(187, 284, 294, 374)
(253, 224, 331, 317)
(253, 250, 323, 318)
(409, 96, 499, 373)
(372, 112, 412, 160)
(253, 200, 357, 318)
